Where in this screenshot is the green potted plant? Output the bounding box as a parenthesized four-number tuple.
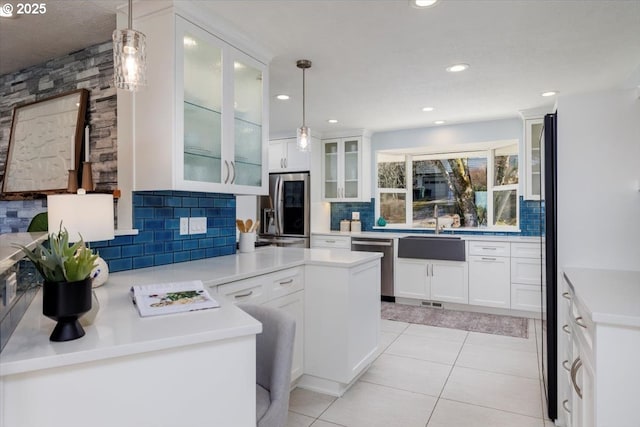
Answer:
(17, 226, 98, 342)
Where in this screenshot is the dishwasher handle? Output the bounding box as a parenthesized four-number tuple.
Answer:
(352, 240, 393, 247)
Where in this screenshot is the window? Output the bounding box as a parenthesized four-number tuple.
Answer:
(375, 141, 519, 229)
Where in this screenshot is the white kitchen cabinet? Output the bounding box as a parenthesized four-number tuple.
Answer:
(468, 241, 510, 308)
(265, 290, 305, 382)
(301, 259, 380, 396)
(560, 268, 640, 427)
(133, 6, 269, 195)
(310, 233, 351, 250)
(268, 138, 310, 172)
(395, 258, 468, 304)
(524, 117, 544, 200)
(211, 266, 305, 382)
(510, 242, 544, 312)
(321, 134, 371, 202)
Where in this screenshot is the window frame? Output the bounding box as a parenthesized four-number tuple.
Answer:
(375, 140, 520, 231)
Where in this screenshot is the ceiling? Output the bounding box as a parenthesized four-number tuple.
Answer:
(2, 0, 639, 137)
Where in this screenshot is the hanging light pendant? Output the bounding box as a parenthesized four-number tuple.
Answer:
(296, 59, 312, 152)
(112, 0, 147, 91)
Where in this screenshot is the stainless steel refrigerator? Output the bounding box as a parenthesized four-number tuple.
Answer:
(257, 172, 310, 247)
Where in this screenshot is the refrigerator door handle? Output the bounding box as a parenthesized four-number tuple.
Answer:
(275, 176, 284, 236)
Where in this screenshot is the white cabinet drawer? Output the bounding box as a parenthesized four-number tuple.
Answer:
(468, 241, 510, 257)
(216, 277, 267, 304)
(311, 234, 351, 249)
(511, 257, 544, 285)
(510, 283, 542, 312)
(511, 242, 542, 259)
(268, 267, 304, 300)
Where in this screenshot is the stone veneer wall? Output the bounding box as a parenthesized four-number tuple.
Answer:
(0, 40, 117, 194)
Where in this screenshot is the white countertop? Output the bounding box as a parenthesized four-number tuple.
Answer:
(313, 230, 542, 243)
(0, 247, 381, 376)
(564, 267, 640, 328)
(0, 232, 47, 275)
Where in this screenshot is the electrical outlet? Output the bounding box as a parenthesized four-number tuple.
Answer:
(189, 217, 207, 235)
(179, 217, 189, 235)
(352, 212, 360, 220)
(3, 272, 17, 307)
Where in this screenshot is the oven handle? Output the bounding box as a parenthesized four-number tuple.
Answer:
(352, 240, 393, 247)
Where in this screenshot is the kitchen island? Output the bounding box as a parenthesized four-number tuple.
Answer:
(0, 247, 381, 427)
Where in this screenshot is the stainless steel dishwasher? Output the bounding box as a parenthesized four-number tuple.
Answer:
(351, 237, 395, 301)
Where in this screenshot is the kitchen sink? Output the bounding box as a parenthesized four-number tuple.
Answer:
(397, 235, 466, 261)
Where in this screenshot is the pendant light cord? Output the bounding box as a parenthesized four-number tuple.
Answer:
(302, 67, 306, 127)
(128, 0, 133, 30)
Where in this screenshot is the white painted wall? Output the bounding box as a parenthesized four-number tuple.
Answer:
(556, 88, 640, 271)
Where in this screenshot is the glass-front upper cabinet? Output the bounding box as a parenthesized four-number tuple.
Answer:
(132, 8, 268, 195)
(525, 118, 544, 200)
(321, 135, 370, 201)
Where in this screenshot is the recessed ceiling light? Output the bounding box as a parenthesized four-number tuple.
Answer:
(446, 63, 469, 73)
(422, 107, 435, 112)
(434, 120, 445, 125)
(327, 119, 338, 124)
(183, 36, 197, 47)
(276, 94, 290, 100)
(541, 91, 558, 97)
(410, 0, 439, 8)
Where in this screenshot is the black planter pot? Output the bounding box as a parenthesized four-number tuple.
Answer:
(43, 278, 92, 342)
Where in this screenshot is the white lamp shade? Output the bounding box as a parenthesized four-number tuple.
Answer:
(47, 194, 115, 242)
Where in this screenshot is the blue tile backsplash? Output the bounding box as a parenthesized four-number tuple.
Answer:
(330, 197, 544, 236)
(91, 191, 236, 273)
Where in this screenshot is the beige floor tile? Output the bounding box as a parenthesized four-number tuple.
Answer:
(286, 411, 315, 427)
(380, 318, 409, 333)
(456, 343, 540, 379)
(385, 333, 464, 365)
(402, 323, 469, 343)
(466, 330, 537, 353)
(319, 381, 437, 427)
(441, 366, 543, 418)
(360, 353, 452, 397)
(427, 398, 543, 427)
(310, 420, 347, 427)
(289, 387, 337, 418)
(375, 331, 401, 357)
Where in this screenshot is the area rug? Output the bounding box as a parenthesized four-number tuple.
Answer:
(381, 302, 528, 338)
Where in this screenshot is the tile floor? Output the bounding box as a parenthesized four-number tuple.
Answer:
(287, 317, 557, 427)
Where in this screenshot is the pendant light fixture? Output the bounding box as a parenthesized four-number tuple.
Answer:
(112, 0, 147, 91)
(296, 59, 312, 152)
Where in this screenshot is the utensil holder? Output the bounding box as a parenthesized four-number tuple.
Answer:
(238, 232, 256, 253)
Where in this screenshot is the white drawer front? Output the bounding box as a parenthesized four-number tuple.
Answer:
(511, 257, 544, 285)
(511, 242, 543, 259)
(216, 277, 267, 304)
(269, 267, 304, 300)
(468, 241, 510, 257)
(311, 235, 351, 249)
(510, 283, 542, 312)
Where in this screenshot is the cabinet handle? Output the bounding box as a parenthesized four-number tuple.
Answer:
(562, 292, 571, 300)
(562, 399, 571, 414)
(279, 278, 294, 286)
(562, 360, 572, 372)
(230, 161, 236, 184)
(562, 324, 571, 335)
(481, 257, 497, 261)
(281, 158, 284, 168)
(570, 357, 583, 399)
(234, 290, 254, 298)
(284, 158, 287, 168)
(430, 264, 434, 276)
(481, 247, 498, 250)
(224, 160, 230, 184)
(575, 316, 587, 329)
(325, 239, 336, 243)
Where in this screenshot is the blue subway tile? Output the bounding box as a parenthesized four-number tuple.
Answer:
(144, 219, 165, 230)
(165, 241, 182, 252)
(173, 251, 191, 263)
(205, 208, 220, 217)
(109, 258, 132, 272)
(133, 256, 154, 269)
(154, 253, 174, 266)
(142, 195, 164, 206)
(183, 197, 198, 207)
(174, 207, 190, 217)
(198, 238, 214, 248)
(213, 199, 227, 208)
(133, 193, 144, 206)
(144, 242, 164, 255)
(190, 208, 205, 217)
(190, 249, 205, 260)
(225, 236, 236, 245)
(111, 235, 133, 246)
(198, 198, 215, 207)
(134, 218, 145, 230)
(165, 218, 179, 230)
(220, 246, 235, 256)
(134, 231, 154, 244)
(90, 240, 109, 249)
(213, 237, 226, 247)
(154, 230, 173, 241)
(166, 197, 182, 207)
(134, 207, 154, 219)
(154, 207, 174, 218)
(122, 244, 144, 257)
(206, 228, 220, 237)
(97, 246, 121, 259)
(206, 247, 221, 257)
(183, 239, 199, 250)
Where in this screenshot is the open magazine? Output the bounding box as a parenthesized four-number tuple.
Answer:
(131, 280, 220, 317)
